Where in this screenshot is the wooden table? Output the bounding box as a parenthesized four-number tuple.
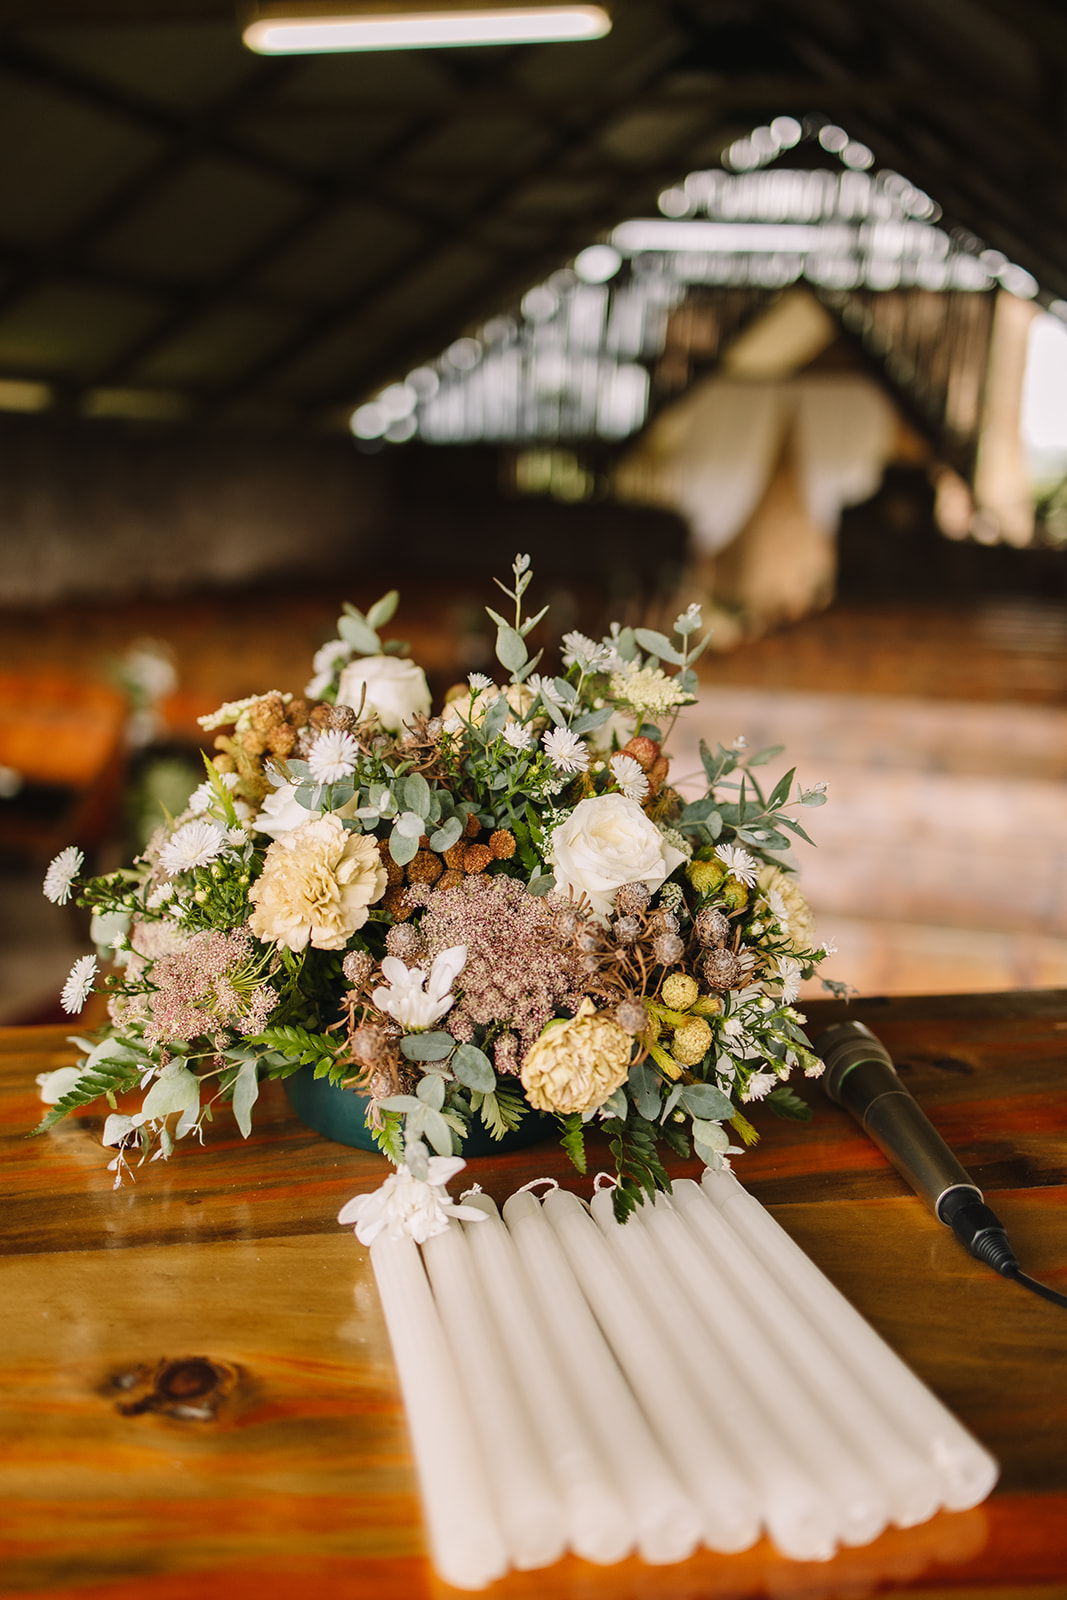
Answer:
(3, 991, 1067, 1600)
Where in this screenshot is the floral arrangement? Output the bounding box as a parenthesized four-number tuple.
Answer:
(37, 556, 839, 1219)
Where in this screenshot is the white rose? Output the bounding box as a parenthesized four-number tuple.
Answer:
(336, 655, 431, 733)
(549, 794, 687, 921)
(254, 781, 320, 839)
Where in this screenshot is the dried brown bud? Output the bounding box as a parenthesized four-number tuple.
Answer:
(266, 723, 296, 757)
(464, 813, 482, 839)
(552, 906, 581, 940)
(382, 885, 415, 921)
(407, 850, 443, 885)
(649, 908, 680, 935)
(653, 932, 685, 965)
(614, 881, 651, 918)
(489, 829, 516, 860)
(463, 843, 493, 874)
(612, 915, 641, 945)
(435, 868, 465, 893)
(703, 948, 744, 991)
(575, 924, 602, 953)
(442, 840, 467, 869)
(350, 1024, 392, 1069)
(694, 907, 731, 949)
(622, 735, 661, 772)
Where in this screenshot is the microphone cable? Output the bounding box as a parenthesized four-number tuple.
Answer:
(815, 1021, 1067, 1313)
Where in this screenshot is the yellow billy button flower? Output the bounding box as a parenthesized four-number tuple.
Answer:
(661, 972, 699, 1011)
(520, 999, 633, 1116)
(672, 1016, 714, 1067)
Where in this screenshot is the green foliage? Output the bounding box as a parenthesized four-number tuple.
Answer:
(32, 1048, 143, 1134)
(560, 1113, 587, 1174)
(244, 1024, 340, 1080)
(472, 1081, 527, 1138)
(608, 1113, 672, 1224)
(766, 1085, 814, 1121)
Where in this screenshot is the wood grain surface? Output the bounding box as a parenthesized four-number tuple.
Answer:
(2, 991, 1066, 1600)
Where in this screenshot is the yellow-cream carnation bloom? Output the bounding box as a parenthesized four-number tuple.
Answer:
(757, 864, 817, 951)
(249, 814, 387, 952)
(520, 998, 633, 1116)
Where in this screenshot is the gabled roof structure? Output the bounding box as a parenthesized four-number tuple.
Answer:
(0, 0, 1064, 441)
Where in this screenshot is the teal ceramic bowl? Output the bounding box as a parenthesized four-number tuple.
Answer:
(283, 1066, 557, 1156)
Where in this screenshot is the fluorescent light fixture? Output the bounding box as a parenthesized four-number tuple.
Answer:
(242, 2, 611, 53)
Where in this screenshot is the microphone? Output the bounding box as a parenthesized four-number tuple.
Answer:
(814, 1020, 1038, 1287)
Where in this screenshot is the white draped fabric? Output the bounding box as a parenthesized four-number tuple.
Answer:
(617, 375, 897, 555)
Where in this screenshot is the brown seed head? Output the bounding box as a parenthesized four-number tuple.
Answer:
(694, 907, 731, 949)
(653, 932, 685, 965)
(489, 829, 516, 860)
(463, 843, 493, 874)
(615, 998, 649, 1035)
(464, 813, 482, 838)
(703, 948, 744, 991)
(622, 735, 660, 773)
(614, 881, 651, 918)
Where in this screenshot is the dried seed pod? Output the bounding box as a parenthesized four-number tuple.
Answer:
(614, 881, 651, 918)
(342, 950, 375, 986)
(406, 849, 444, 886)
(612, 915, 641, 945)
(694, 907, 731, 949)
(350, 1024, 393, 1069)
(575, 924, 602, 953)
(649, 908, 679, 935)
(615, 998, 649, 1035)
(385, 924, 424, 963)
(463, 843, 493, 874)
(653, 932, 685, 965)
(703, 948, 744, 991)
(622, 735, 660, 772)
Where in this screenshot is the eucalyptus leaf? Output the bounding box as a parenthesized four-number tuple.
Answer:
(419, 1106, 454, 1156)
(231, 1057, 260, 1139)
(403, 772, 431, 817)
(482, 694, 509, 739)
(496, 624, 528, 674)
(389, 829, 419, 867)
(634, 627, 685, 665)
(401, 1032, 455, 1062)
(366, 590, 399, 630)
(452, 1043, 496, 1093)
(767, 767, 797, 812)
(337, 614, 380, 655)
(569, 706, 612, 734)
(528, 872, 555, 896)
(429, 816, 463, 852)
(748, 744, 785, 767)
(680, 1082, 734, 1121)
(599, 1087, 628, 1120)
(395, 809, 426, 839)
(416, 1073, 446, 1110)
(628, 1059, 662, 1122)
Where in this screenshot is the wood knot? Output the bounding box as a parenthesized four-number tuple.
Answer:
(110, 1357, 238, 1421)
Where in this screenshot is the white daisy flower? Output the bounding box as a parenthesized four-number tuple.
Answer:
(714, 842, 759, 887)
(609, 752, 648, 801)
(501, 720, 533, 751)
(774, 955, 803, 1004)
(43, 846, 83, 905)
(467, 672, 493, 691)
(158, 819, 228, 876)
(527, 673, 565, 706)
(308, 728, 359, 784)
(61, 954, 97, 1015)
(740, 1070, 778, 1103)
(542, 727, 589, 773)
(767, 888, 790, 931)
(560, 631, 614, 672)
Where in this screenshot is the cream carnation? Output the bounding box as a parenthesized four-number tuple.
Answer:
(549, 794, 687, 920)
(248, 814, 387, 952)
(757, 864, 817, 951)
(336, 655, 431, 733)
(520, 999, 633, 1115)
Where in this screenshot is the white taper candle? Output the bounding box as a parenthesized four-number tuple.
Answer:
(700, 1166, 1000, 1512)
(420, 1218, 566, 1571)
(461, 1193, 632, 1565)
(671, 1176, 944, 1529)
(588, 1187, 838, 1562)
(542, 1186, 761, 1554)
(502, 1188, 702, 1565)
(369, 1231, 508, 1590)
(642, 1185, 890, 1548)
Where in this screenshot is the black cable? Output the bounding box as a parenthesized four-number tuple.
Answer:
(1003, 1265, 1067, 1311)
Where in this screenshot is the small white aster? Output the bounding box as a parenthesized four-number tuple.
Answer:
(542, 727, 589, 774)
(774, 955, 803, 1004)
(821, 936, 838, 955)
(187, 771, 239, 815)
(527, 673, 565, 706)
(146, 882, 176, 909)
(501, 720, 533, 751)
(767, 888, 790, 931)
(159, 819, 228, 876)
(715, 842, 759, 887)
(43, 846, 83, 906)
(741, 1070, 777, 1103)
(467, 672, 493, 691)
(61, 954, 97, 1015)
(308, 728, 359, 784)
(609, 752, 648, 801)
